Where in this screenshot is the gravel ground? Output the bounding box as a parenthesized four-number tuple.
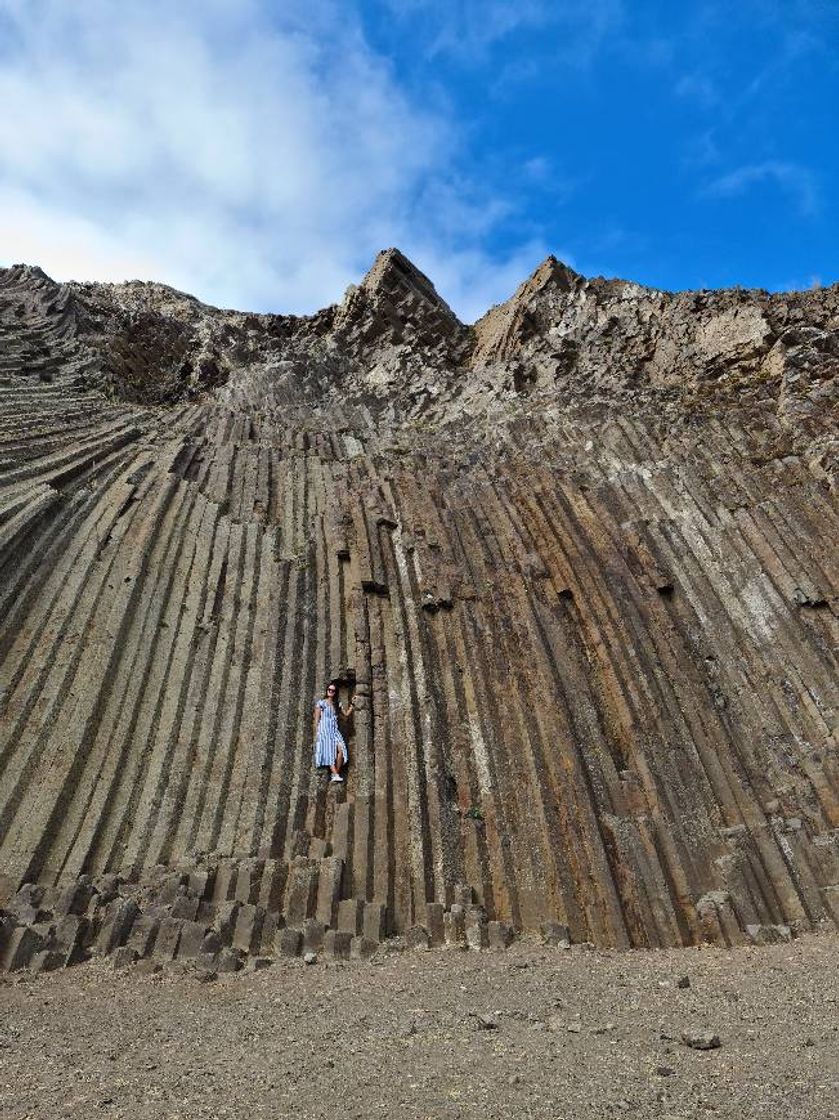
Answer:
(1, 932, 837, 1120)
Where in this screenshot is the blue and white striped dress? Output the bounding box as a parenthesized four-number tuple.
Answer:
(313, 699, 349, 767)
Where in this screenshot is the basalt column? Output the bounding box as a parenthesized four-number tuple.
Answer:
(1, 253, 837, 948)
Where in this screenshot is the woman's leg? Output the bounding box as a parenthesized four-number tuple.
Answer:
(330, 743, 343, 776)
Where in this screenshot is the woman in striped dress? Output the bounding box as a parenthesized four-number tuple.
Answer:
(313, 681, 355, 782)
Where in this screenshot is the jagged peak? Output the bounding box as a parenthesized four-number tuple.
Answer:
(507, 254, 581, 303)
(355, 247, 462, 325)
(528, 254, 581, 290)
(471, 255, 579, 333)
(2, 262, 57, 286)
(468, 255, 582, 362)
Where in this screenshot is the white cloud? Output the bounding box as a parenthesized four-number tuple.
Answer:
(0, 0, 544, 319)
(380, 0, 624, 67)
(0, 188, 163, 282)
(378, 0, 555, 58)
(704, 160, 818, 217)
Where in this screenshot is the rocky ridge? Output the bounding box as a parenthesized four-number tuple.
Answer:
(0, 249, 837, 974)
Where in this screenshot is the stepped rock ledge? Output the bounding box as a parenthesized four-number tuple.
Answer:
(0, 249, 837, 971)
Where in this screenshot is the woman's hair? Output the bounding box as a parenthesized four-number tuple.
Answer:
(323, 679, 341, 701)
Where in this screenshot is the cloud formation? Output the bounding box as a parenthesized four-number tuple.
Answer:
(379, 0, 625, 69)
(704, 161, 819, 218)
(0, 0, 546, 320)
(0, 1, 831, 313)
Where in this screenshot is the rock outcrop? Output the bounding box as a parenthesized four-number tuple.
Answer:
(0, 250, 837, 967)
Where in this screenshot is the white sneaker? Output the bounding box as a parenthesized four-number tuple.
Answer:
(330, 773, 344, 783)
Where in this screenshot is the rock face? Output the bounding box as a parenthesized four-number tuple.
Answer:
(0, 249, 837, 961)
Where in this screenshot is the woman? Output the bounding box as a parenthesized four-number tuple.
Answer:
(313, 680, 356, 783)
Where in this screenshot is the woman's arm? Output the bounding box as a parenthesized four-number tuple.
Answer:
(313, 703, 321, 736)
(341, 694, 358, 716)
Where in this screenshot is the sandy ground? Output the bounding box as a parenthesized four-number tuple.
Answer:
(1, 932, 837, 1120)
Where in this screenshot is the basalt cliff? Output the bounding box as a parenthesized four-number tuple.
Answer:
(0, 250, 837, 971)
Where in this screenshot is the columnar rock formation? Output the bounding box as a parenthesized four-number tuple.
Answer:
(0, 250, 837, 969)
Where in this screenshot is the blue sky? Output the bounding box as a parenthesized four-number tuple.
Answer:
(0, 1, 836, 320)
